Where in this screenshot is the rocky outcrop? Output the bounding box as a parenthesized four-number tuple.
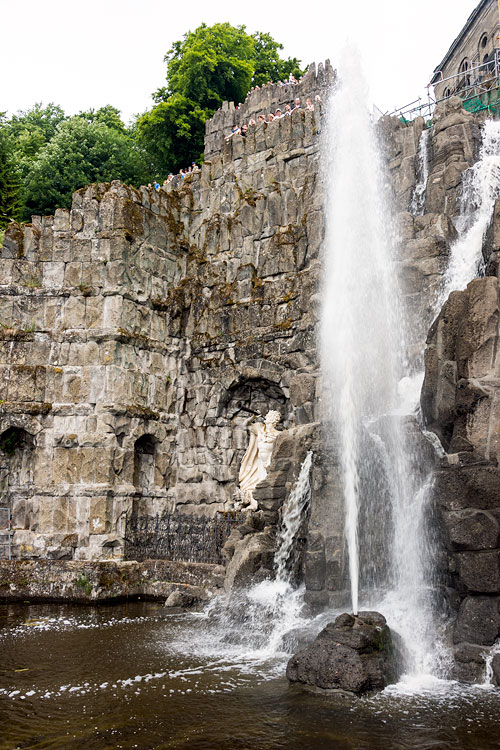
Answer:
(286, 611, 396, 694)
(379, 98, 481, 366)
(422, 276, 500, 456)
(421, 271, 500, 672)
(164, 589, 202, 608)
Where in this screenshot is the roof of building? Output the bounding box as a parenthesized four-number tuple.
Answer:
(431, 0, 492, 83)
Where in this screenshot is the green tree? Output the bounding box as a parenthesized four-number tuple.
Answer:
(0, 122, 22, 230)
(136, 23, 303, 175)
(164, 23, 255, 110)
(78, 105, 126, 133)
(136, 94, 208, 175)
(23, 116, 149, 217)
(251, 32, 303, 87)
(8, 103, 66, 174)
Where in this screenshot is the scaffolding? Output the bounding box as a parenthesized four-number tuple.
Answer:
(389, 50, 500, 125)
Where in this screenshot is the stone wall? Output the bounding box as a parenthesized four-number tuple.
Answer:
(204, 60, 335, 159)
(0, 558, 224, 603)
(0, 181, 189, 560)
(0, 99, 326, 563)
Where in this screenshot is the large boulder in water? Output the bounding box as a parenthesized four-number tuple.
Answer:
(286, 611, 397, 695)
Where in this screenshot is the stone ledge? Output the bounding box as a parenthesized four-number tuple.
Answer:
(0, 559, 225, 604)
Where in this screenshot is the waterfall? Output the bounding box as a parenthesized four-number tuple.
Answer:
(483, 640, 500, 686)
(441, 119, 500, 303)
(180, 454, 315, 662)
(320, 49, 442, 677)
(274, 451, 313, 583)
(410, 129, 430, 216)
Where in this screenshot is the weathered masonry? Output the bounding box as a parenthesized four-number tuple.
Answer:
(0, 63, 333, 562)
(432, 0, 500, 101)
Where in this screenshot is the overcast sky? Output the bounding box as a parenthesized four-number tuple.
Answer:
(1, 0, 482, 123)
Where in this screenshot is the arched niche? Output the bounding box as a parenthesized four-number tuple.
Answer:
(219, 377, 290, 427)
(133, 434, 158, 493)
(0, 426, 35, 490)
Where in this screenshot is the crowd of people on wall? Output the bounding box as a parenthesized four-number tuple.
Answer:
(145, 76, 322, 190)
(245, 72, 301, 96)
(147, 162, 201, 191)
(225, 95, 321, 141)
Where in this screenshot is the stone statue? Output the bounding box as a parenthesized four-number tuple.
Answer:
(235, 410, 281, 511)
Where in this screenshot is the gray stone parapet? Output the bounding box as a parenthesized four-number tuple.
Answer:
(204, 60, 335, 159)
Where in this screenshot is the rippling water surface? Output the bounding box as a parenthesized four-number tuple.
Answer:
(1, 601, 500, 750)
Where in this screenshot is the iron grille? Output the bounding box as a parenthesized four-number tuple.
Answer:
(124, 511, 242, 564)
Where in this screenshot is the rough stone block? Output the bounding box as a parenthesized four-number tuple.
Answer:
(444, 510, 500, 551)
(456, 551, 500, 593)
(450, 642, 487, 683)
(89, 496, 112, 534)
(53, 209, 71, 232)
(63, 296, 86, 329)
(43, 261, 65, 288)
(434, 465, 500, 512)
(453, 596, 500, 645)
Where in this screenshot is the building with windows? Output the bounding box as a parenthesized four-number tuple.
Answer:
(431, 0, 500, 102)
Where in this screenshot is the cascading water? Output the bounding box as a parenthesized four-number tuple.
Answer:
(175, 453, 316, 664)
(483, 640, 500, 686)
(410, 129, 431, 216)
(320, 49, 444, 678)
(274, 450, 313, 583)
(441, 119, 500, 303)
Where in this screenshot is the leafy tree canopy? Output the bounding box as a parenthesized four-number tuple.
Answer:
(78, 105, 126, 133)
(251, 32, 303, 87)
(23, 116, 149, 217)
(8, 103, 66, 170)
(163, 23, 255, 110)
(0, 124, 22, 229)
(136, 23, 303, 174)
(136, 94, 208, 176)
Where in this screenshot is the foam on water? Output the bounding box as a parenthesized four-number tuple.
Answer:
(165, 454, 319, 671)
(0, 613, 160, 640)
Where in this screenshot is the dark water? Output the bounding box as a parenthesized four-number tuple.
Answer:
(1, 601, 500, 750)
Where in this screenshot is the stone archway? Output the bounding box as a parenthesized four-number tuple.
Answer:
(217, 376, 291, 497)
(133, 434, 158, 493)
(0, 426, 35, 490)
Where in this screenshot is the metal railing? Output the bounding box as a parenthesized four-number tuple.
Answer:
(0, 507, 12, 560)
(124, 510, 242, 564)
(389, 51, 500, 124)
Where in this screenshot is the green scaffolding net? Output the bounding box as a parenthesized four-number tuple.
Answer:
(462, 86, 500, 114)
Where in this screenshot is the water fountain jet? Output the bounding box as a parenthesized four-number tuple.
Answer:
(320, 47, 443, 678)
